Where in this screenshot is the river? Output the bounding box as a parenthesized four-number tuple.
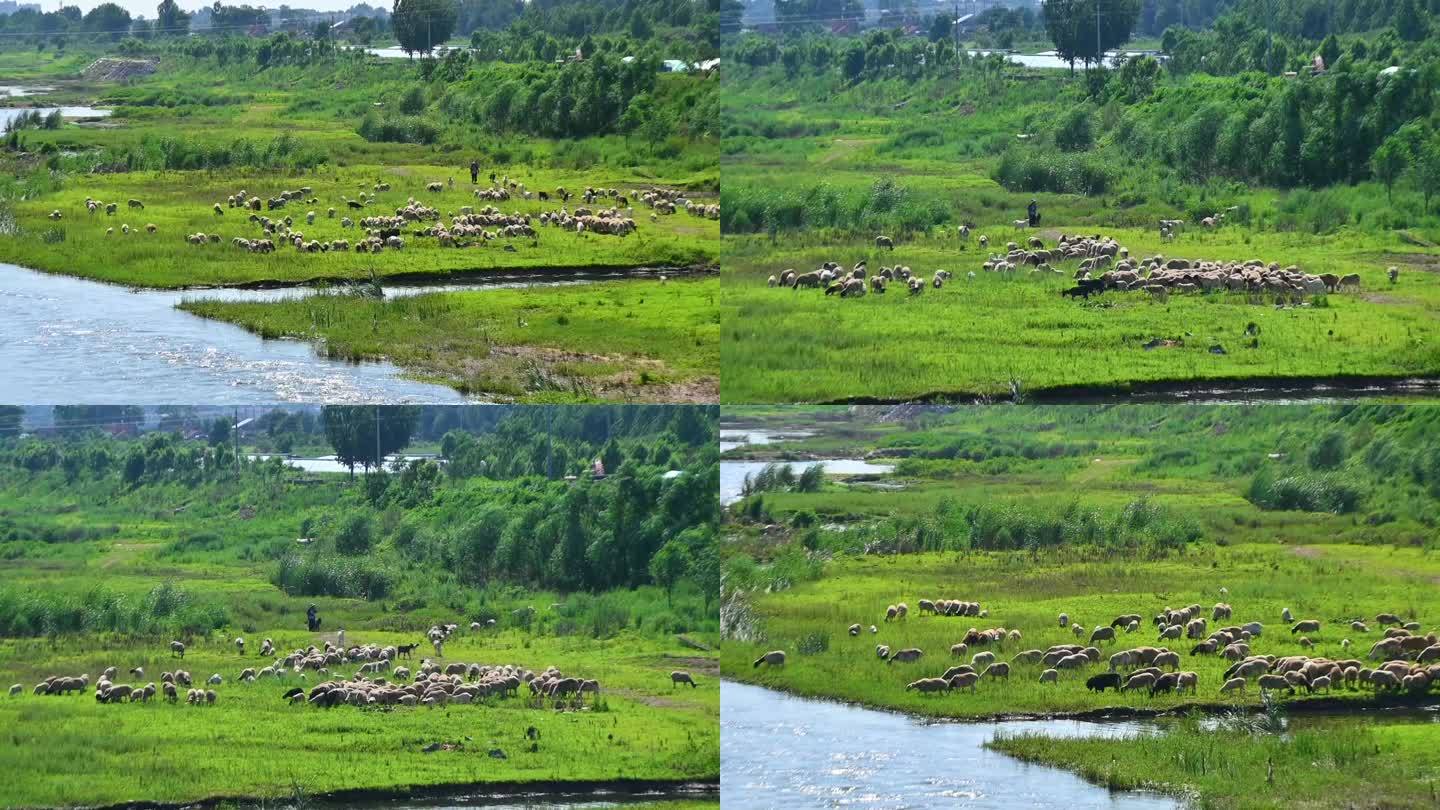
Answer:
(0, 262, 465, 403)
(0, 106, 111, 128)
(721, 681, 1177, 810)
(0, 262, 696, 403)
(719, 427, 893, 505)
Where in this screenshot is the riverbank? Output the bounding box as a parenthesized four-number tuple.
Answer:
(180, 276, 720, 402)
(989, 714, 1440, 809)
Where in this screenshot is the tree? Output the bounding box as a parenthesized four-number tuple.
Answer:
(334, 512, 373, 555)
(1372, 137, 1409, 201)
(392, 0, 456, 56)
(1318, 34, 1340, 70)
(1044, 0, 1141, 73)
(929, 13, 953, 43)
(648, 539, 690, 606)
(843, 41, 866, 81)
(1413, 137, 1440, 214)
(155, 0, 190, 36)
(207, 418, 231, 447)
(83, 3, 132, 41)
(321, 406, 420, 476)
(1396, 0, 1429, 41)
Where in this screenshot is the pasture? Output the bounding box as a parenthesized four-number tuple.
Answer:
(0, 626, 718, 808)
(0, 413, 720, 808)
(6, 166, 718, 289)
(721, 404, 1440, 715)
(718, 56, 1440, 403)
(723, 215, 1440, 404)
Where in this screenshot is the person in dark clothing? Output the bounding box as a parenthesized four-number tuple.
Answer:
(307, 604, 321, 632)
(1027, 199, 1040, 227)
(469, 160, 479, 184)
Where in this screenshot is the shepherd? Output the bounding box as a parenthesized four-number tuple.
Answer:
(307, 603, 322, 632)
(1027, 198, 1040, 227)
(469, 160, 480, 185)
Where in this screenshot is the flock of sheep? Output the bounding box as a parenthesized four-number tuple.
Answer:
(12, 623, 701, 715)
(752, 594, 1439, 704)
(65, 175, 717, 259)
(763, 228, 1388, 305)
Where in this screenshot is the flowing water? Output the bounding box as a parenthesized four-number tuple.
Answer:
(721, 681, 1178, 810)
(0, 263, 693, 403)
(0, 262, 465, 403)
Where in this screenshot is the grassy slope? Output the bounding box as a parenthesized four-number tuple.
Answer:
(0, 467, 718, 808)
(719, 67, 1440, 403)
(180, 276, 719, 402)
(5, 166, 718, 288)
(988, 719, 1440, 809)
(721, 544, 1440, 718)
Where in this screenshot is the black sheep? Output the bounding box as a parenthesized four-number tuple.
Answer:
(1086, 672, 1122, 693)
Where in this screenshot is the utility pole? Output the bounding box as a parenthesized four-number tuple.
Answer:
(233, 407, 240, 472)
(545, 406, 553, 479)
(374, 406, 381, 474)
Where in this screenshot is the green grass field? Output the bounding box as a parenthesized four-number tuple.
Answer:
(718, 59, 1440, 403)
(721, 544, 1439, 718)
(179, 275, 719, 402)
(722, 214, 1440, 404)
(1, 628, 718, 808)
(5, 165, 718, 289)
(0, 417, 719, 808)
(719, 404, 1440, 806)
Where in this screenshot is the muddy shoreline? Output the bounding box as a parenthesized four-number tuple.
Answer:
(823, 374, 1440, 405)
(88, 778, 719, 810)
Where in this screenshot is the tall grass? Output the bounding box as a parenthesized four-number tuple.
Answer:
(0, 581, 228, 637)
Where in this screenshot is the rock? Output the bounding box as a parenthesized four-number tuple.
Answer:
(488, 748, 507, 759)
(1209, 344, 1227, 355)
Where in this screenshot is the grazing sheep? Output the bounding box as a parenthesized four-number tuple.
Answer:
(1177, 671, 1199, 694)
(670, 671, 698, 689)
(1039, 668, 1059, 684)
(888, 648, 924, 665)
(948, 672, 980, 693)
(753, 651, 786, 669)
(1121, 672, 1157, 693)
(982, 662, 1011, 681)
(950, 643, 968, 658)
(875, 235, 894, 250)
(128, 199, 144, 210)
(1058, 613, 1070, 628)
(170, 641, 185, 658)
(1219, 677, 1247, 697)
(848, 623, 861, 636)
(1089, 626, 1116, 645)
(906, 677, 950, 695)
(1282, 607, 1293, 623)
(1291, 620, 1321, 635)
(876, 645, 890, 660)
(235, 637, 245, 655)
